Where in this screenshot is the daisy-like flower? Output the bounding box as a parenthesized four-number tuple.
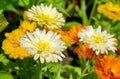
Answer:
(26, 4, 65, 29)
(97, 2, 120, 20)
(19, 28, 67, 63)
(78, 26, 117, 55)
(95, 55, 120, 79)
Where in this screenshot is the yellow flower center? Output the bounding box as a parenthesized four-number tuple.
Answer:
(37, 40, 50, 52)
(40, 13, 53, 22)
(92, 35, 105, 44)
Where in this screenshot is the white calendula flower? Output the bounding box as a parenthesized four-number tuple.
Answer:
(19, 28, 67, 63)
(78, 26, 117, 55)
(26, 4, 65, 29)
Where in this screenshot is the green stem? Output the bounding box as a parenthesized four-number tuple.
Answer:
(37, 60, 42, 79)
(39, 61, 42, 79)
(80, 0, 88, 24)
(89, 0, 97, 23)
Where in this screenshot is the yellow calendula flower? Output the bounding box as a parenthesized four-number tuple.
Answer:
(2, 21, 36, 59)
(19, 20, 36, 32)
(97, 2, 120, 20)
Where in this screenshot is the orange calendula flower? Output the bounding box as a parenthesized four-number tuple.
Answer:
(95, 55, 120, 79)
(97, 2, 120, 20)
(2, 21, 36, 59)
(53, 25, 83, 46)
(66, 25, 82, 42)
(75, 43, 96, 59)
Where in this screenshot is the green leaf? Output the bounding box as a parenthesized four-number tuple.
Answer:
(0, 14, 9, 33)
(64, 65, 82, 79)
(0, 0, 8, 9)
(5, 4, 19, 14)
(64, 65, 81, 76)
(0, 9, 3, 14)
(52, 0, 69, 16)
(0, 54, 9, 66)
(18, 0, 29, 7)
(82, 72, 100, 79)
(54, 70, 64, 79)
(47, 62, 61, 73)
(0, 0, 17, 10)
(66, 4, 74, 12)
(0, 53, 17, 70)
(54, 4, 69, 16)
(0, 71, 14, 79)
(17, 0, 34, 8)
(69, 74, 73, 79)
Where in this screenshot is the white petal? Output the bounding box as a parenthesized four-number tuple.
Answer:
(34, 54, 40, 60)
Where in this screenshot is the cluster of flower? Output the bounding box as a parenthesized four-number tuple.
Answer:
(2, 2, 120, 79)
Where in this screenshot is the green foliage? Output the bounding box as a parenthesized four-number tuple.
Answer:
(0, 71, 14, 79)
(82, 72, 100, 79)
(0, 14, 8, 33)
(0, 0, 17, 10)
(64, 65, 82, 79)
(0, 54, 10, 66)
(0, 9, 3, 14)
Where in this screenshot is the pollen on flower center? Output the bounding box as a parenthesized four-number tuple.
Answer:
(92, 35, 105, 44)
(40, 14, 53, 22)
(37, 40, 50, 52)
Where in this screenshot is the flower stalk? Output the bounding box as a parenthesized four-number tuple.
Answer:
(36, 60, 42, 79)
(80, 0, 88, 24)
(89, 0, 97, 23)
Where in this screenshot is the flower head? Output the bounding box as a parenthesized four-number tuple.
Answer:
(78, 26, 117, 55)
(53, 25, 83, 46)
(97, 2, 120, 20)
(95, 55, 120, 79)
(2, 21, 36, 59)
(2, 29, 31, 59)
(75, 43, 96, 59)
(20, 28, 67, 63)
(65, 25, 82, 43)
(26, 4, 65, 29)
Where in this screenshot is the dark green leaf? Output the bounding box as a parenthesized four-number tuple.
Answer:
(0, 14, 9, 33)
